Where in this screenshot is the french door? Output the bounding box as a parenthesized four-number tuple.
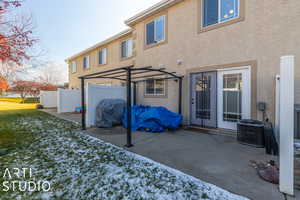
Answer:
(190, 72, 217, 128)
(217, 68, 251, 130)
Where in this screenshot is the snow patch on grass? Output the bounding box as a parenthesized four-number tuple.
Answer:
(0, 113, 249, 200)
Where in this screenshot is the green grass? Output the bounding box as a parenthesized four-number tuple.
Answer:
(0, 101, 38, 111)
(0, 110, 42, 198)
(0, 110, 43, 155)
(0, 110, 79, 199)
(0, 109, 243, 200)
(0, 97, 39, 104)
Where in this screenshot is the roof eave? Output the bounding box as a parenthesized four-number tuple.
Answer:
(65, 29, 133, 62)
(125, 0, 184, 26)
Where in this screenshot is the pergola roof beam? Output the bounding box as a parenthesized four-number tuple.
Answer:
(130, 68, 181, 79)
(131, 73, 167, 80)
(133, 76, 183, 83)
(79, 65, 134, 79)
(114, 69, 160, 78)
(85, 76, 126, 81)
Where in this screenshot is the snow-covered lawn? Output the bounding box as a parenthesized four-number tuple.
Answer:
(0, 111, 249, 200)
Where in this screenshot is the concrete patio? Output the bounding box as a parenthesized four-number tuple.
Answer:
(43, 109, 297, 200)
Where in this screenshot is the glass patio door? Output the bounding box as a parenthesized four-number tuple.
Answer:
(217, 68, 251, 130)
(191, 72, 217, 128)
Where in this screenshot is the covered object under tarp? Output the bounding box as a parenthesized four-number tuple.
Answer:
(122, 105, 183, 132)
(95, 99, 126, 128)
(79, 65, 183, 147)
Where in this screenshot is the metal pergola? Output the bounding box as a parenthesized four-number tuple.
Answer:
(79, 65, 183, 148)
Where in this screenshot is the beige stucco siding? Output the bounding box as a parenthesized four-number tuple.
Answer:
(136, 80, 180, 113)
(132, 0, 300, 124)
(68, 33, 135, 89)
(68, 0, 300, 125)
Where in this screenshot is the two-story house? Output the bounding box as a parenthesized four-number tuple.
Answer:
(66, 0, 300, 130)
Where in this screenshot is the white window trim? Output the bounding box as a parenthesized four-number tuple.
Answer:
(145, 79, 166, 96)
(121, 38, 133, 59)
(99, 48, 107, 65)
(71, 61, 77, 73)
(202, 0, 240, 28)
(83, 55, 90, 69)
(145, 15, 166, 46)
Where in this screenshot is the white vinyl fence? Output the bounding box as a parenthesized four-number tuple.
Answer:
(278, 56, 294, 196)
(86, 83, 126, 127)
(40, 91, 57, 108)
(57, 88, 82, 113)
(42, 84, 127, 127)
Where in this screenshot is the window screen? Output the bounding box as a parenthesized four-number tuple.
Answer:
(203, 0, 239, 27)
(146, 15, 165, 45)
(145, 79, 165, 95)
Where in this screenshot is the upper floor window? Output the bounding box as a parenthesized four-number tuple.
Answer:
(99, 48, 107, 65)
(203, 0, 239, 27)
(71, 61, 77, 73)
(146, 15, 166, 45)
(83, 55, 90, 69)
(145, 79, 165, 96)
(121, 38, 133, 59)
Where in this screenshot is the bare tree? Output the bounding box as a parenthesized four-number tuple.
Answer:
(0, 0, 42, 83)
(0, 1, 38, 63)
(37, 62, 68, 85)
(0, 60, 19, 81)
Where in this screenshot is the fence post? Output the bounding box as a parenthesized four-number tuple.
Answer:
(275, 75, 280, 142)
(279, 55, 294, 196)
(57, 89, 61, 113)
(81, 78, 86, 130)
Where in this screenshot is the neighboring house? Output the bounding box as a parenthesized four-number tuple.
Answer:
(66, 0, 300, 130)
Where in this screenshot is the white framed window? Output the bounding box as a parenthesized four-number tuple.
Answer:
(202, 0, 239, 28)
(121, 38, 133, 59)
(83, 55, 90, 69)
(145, 79, 165, 96)
(146, 15, 166, 45)
(99, 48, 107, 65)
(71, 61, 77, 73)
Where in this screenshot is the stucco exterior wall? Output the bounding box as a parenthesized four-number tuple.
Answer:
(132, 0, 300, 124)
(68, 0, 300, 125)
(68, 33, 135, 89)
(136, 79, 180, 113)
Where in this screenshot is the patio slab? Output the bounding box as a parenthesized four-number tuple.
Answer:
(87, 127, 283, 200)
(42, 110, 298, 200)
(43, 109, 82, 125)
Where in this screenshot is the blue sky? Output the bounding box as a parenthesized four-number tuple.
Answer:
(19, 0, 161, 62)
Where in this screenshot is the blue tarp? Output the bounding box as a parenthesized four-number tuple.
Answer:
(122, 105, 183, 132)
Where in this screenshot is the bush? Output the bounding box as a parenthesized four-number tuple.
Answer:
(23, 98, 40, 103)
(36, 104, 44, 109)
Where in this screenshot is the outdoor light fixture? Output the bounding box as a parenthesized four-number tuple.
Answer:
(177, 60, 183, 65)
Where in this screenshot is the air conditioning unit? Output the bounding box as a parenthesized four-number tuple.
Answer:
(237, 119, 265, 148)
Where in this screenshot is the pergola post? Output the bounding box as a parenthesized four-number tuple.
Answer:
(133, 82, 137, 105)
(125, 68, 133, 147)
(178, 77, 183, 115)
(78, 65, 183, 147)
(81, 78, 86, 130)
